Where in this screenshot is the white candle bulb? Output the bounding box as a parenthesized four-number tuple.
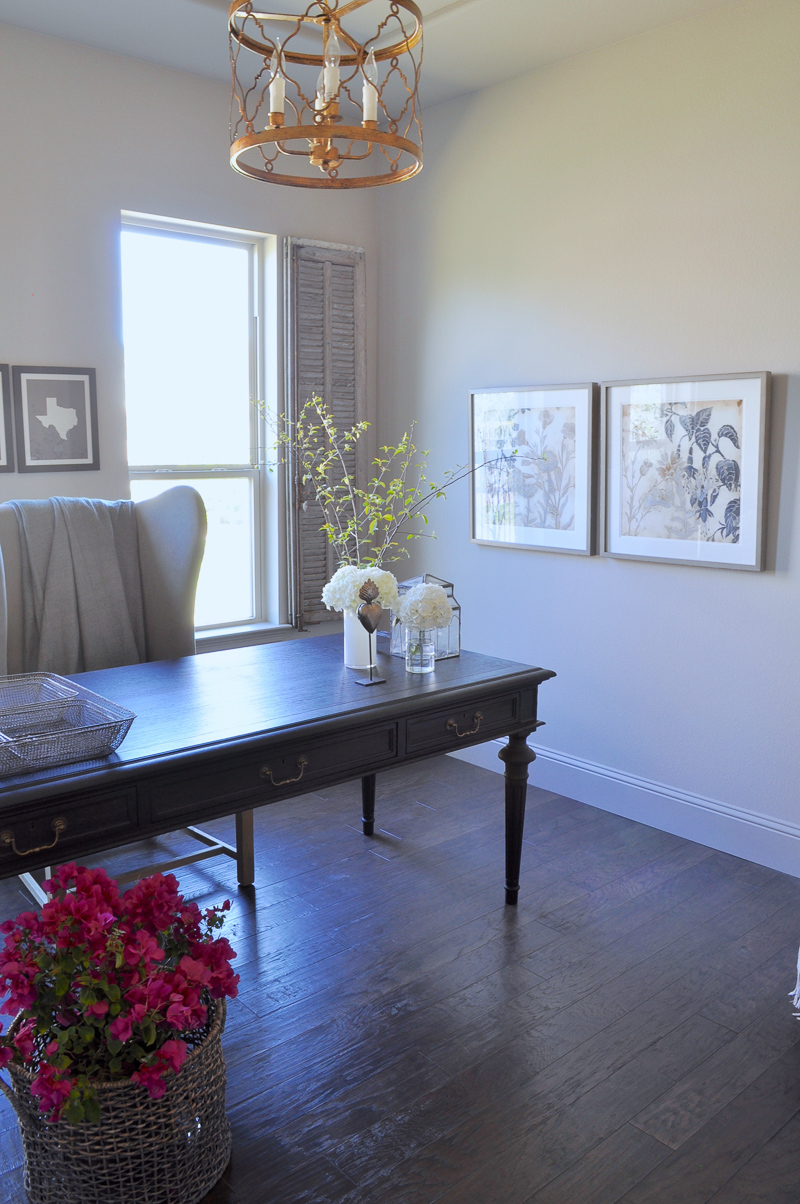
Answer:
(315, 68, 326, 112)
(362, 48, 378, 122)
(323, 27, 341, 100)
(269, 40, 285, 115)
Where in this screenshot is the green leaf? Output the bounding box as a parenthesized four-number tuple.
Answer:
(54, 974, 70, 997)
(83, 1095, 101, 1125)
(63, 1099, 85, 1125)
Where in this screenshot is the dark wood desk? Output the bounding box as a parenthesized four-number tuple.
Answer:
(0, 637, 555, 903)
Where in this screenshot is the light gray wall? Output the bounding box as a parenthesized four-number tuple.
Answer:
(376, 0, 800, 872)
(0, 22, 378, 502)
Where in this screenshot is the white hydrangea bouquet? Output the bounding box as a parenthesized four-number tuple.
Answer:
(397, 583, 454, 674)
(322, 565, 400, 613)
(321, 566, 401, 671)
(397, 583, 453, 631)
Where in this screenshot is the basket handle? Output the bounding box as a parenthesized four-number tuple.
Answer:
(0, 1071, 24, 1121)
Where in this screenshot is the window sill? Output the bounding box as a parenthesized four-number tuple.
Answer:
(196, 619, 343, 655)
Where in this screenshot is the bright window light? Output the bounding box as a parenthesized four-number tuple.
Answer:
(130, 477, 254, 627)
(121, 231, 251, 467)
(121, 219, 266, 631)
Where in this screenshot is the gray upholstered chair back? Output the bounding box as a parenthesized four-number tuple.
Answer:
(0, 486, 207, 674)
(135, 487, 207, 662)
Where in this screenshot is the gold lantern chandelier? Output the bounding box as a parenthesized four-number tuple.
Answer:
(229, 0, 422, 189)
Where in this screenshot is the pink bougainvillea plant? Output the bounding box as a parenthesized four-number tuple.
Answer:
(0, 863, 238, 1124)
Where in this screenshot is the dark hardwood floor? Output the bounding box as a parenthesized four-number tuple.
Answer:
(1, 755, 800, 1203)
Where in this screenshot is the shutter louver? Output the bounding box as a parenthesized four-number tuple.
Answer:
(285, 239, 366, 628)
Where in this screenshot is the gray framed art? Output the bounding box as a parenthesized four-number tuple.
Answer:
(0, 365, 13, 472)
(12, 366, 99, 472)
(470, 383, 598, 555)
(600, 372, 770, 571)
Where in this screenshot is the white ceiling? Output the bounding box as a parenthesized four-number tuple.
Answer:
(0, 0, 735, 105)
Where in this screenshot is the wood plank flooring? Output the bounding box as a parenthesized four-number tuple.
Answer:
(1, 755, 799, 1203)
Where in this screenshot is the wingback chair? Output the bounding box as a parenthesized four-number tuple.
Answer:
(0, 487, 254, 901)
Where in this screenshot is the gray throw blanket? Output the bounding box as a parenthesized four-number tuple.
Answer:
(10, 498, 146, 675)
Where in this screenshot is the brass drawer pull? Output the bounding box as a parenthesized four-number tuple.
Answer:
(0, 817, 67, 858)
(260, 755, 308, 786)
(447, 711, 483, 739)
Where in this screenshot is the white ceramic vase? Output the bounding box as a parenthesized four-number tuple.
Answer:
(343, 608, 376, 669)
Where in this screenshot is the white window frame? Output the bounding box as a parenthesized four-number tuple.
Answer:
(121, 210, 284, 643)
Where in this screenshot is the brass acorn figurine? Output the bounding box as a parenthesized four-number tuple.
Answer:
(356, 579, 382, 634)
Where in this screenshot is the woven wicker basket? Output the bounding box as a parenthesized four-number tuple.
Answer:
(0, 999, 231, 1204)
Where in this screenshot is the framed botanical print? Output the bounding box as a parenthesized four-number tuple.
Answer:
(601, 372, 770, 570)
(470, 383, 598, 555)
(12, 366, 100, 472)
(0, 365, 13, 472)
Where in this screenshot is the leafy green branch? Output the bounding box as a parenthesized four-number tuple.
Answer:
(264, 396, 484, 568)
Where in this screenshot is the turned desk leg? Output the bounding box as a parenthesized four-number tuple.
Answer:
(498, 731, 536, 905)
(362, 774, 376, 836)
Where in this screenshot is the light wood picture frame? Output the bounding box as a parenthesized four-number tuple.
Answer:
(600, 372, 770, 570)
(470, 383, 598, 556)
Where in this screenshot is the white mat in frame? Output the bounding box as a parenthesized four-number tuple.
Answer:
(470, 383, 598, 556)
(600, 372, 770, 571)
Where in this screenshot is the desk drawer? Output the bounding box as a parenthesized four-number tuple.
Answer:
(406, 693, 518, 753)
(147, 723, 397, 824)
(0, 790, 138, 872)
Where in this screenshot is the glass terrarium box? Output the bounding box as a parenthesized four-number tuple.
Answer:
(389, 574, 461, 660)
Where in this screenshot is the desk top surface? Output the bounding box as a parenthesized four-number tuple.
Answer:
(0, 636, 555, 800)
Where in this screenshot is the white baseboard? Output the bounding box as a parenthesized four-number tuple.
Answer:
(449, 741, 800, 879)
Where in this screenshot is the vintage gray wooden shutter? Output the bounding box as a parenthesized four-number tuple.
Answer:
(284, 238, 366, 629)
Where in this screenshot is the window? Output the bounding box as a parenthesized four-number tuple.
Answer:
(120, 214, 278, 633)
